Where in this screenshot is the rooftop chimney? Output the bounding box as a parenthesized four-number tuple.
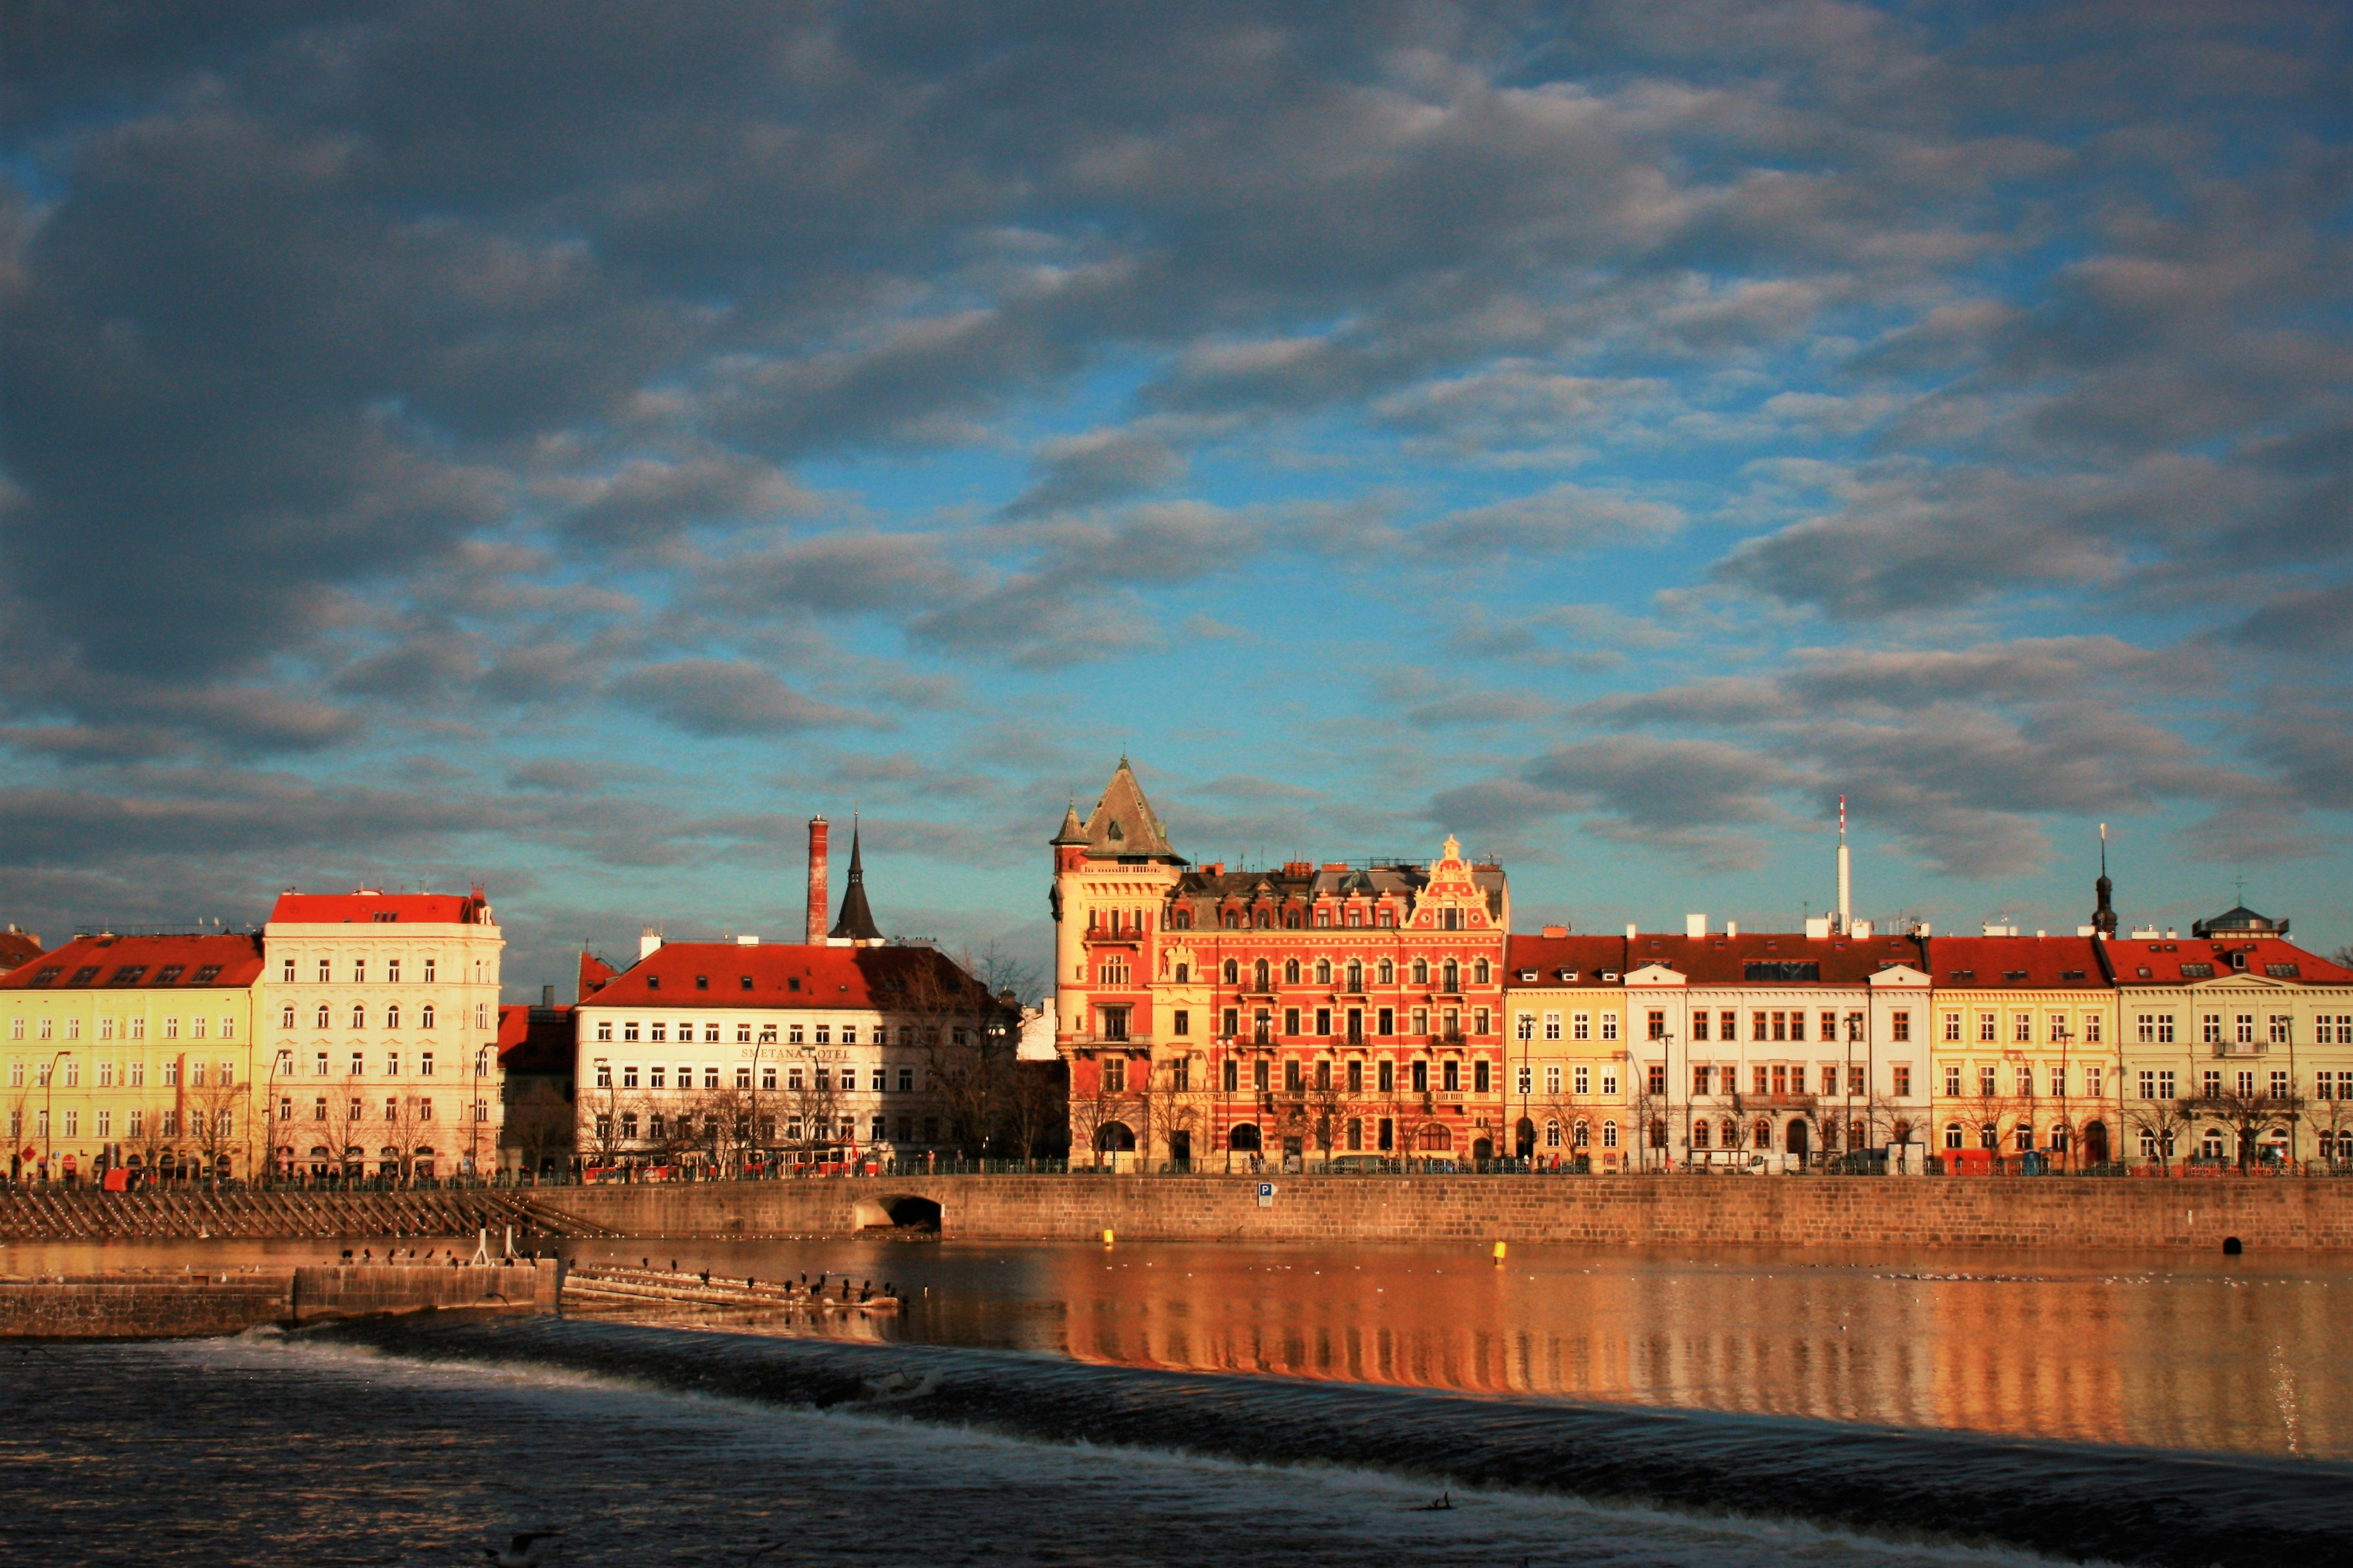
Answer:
(1686, 913, 1707, 939)
(541, 985, 553, 1007)
(1625, 922, 1637, 939)
(807, 815, 830, 945)
(1836, 794, 1851, 935)
(639, 927, 663, 961)
(1725, 920, 1738, 938)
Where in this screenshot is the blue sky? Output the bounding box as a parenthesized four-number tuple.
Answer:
(2, 2, 2349, 996)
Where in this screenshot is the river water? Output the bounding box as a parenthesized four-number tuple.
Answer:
(5, 1237, 2348, 1566)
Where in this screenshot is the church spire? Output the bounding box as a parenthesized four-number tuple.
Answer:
(2090, 822, 2117, 938)
(829, 817, 883, 944)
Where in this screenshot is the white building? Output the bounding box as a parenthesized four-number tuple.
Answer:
(260, 887, 508, 1180)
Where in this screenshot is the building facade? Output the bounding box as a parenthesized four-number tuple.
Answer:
(2104, 907, 2353, 1169)
(1502, 931, 1633, 1168)
(259, 888, 508, 1181)
(1054, 759, 1510, 1169)
(1922, 933, 2120, 1171)
(1, 932, 263, 1183)
(1623, 925, 1933, 1171)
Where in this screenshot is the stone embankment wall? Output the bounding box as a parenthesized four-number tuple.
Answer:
(0, 1260, 557, 1339)
(531, 1173, 2353, 1251)
(0, 1187, 585, 1242)
(7, 1178, 2348, 1252)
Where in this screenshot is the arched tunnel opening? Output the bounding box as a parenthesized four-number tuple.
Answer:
(855, 1194, 943, 1232)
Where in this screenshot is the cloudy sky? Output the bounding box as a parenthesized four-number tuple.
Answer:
(3, 2, 2348, 995)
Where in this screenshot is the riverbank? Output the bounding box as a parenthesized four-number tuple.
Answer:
(7, 1173, 2349, 1249)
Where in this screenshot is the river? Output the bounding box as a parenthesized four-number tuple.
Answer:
(5, 1236, 2347, 1565)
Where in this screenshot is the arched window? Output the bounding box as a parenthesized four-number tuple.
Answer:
(1721, 1118, 1738, 1147)
(1474, 958, 1490, 985)
(1378, 959, 1394, 985)
(2014, 1125, 2034, 1151)
(1412, 958, 1429, 986)
(1849, 1119, 1867, 1149)
(384, 1003, 400, 1029)
(1602, 1120, 1619, 1149)
(1419, 1124, 1453, 1151)
(1345, 960, 1363, 992)
(1945, 1122, 1964, 1149)
(1256, 910, 1271, 929)
(1284, 958, 1300, 985)
(1172, 908, 1191, 930)
(1755, 1118, 1774, 1149)
(1222, 911, 1239, 929)
(1442, 960, 1460, 992)
(1315, 959, 1331, 985)
(1284, 910, 1300, 929)
(1223, 960, 1239, 985)
(314, 1004, 330, 1028)
(1693, 1119, 1712, 1149)
(281, 1005, 295, 1030)
(1571, 1119, 1590, 1148)
(1544, 1118, 1561, 1148)
(420, 1004, 436, 1030)
(1253, 959, 1270, 991)
(1979, 1124, 1999, 1149)
(349, 1003, 366, 1029)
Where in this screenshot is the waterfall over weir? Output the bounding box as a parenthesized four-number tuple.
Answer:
(315, 1314, 2350, 1568)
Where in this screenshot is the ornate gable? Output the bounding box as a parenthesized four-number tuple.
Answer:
(1407, 835, 1490, 930)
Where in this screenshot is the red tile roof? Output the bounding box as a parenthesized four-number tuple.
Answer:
(2102, 938, 2353, 986)
(1623, 931, 1925, 985)
(498, 1002, 576, 1075)
(0, 928, 43, 973)
(1504, 934, 1628, 986)
(1922, 935, 2109, 988)
(578, 949, 619, 1001)
(578, 941, 991, 1011)
(0, 932, 264, 989)
(266, 888, 491, 925)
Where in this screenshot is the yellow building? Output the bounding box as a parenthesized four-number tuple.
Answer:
(1, 932, 264, 1184)
(1924, 933, 2120, 1169)
(1502, 930, 1632, 1167)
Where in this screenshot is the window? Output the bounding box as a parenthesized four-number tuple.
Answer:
(1283, 1007, 1300, 1037)
(353, 959, 367, 984)
(420, 1004, 436, 1029)
(2016, 1065, 2033, 1096)
(2050, 1064, 2067, 1097)
(1691, 1011, 1710, 1042)
(1978, 1012, 1996, 1043)
(1377, 1059, 1393, 1093)
(2201, 1013, 2223, 1045)
(349, 1003, 366, 1029)
(1572, 1012, 1590, 1042)
(1648, 1009, 1666, 1042)
(1103, 1058, 1126, 1094)
(2084, 1014, 2103, 1044)
(1894, 1064, 1911, 1097)
(1943, 1012, 1962, 1043)
(388, 958, 401, 983)
(1945, 1064, 1963, 1097)
(281, 1005, 296, 1029)
(1410, 1061, 1428, 1093)
(1601, 1015, 1618, 1042)
(1574, 1065, 1590, 1096)
(1648, 1064, 1665, 1095)
(317, 958, 331, 983)
(1517, 1065, 1533, 1096)
(1891, 1011, 1910, 1043)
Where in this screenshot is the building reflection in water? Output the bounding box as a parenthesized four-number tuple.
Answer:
(1008, 1244, 2345, 1460)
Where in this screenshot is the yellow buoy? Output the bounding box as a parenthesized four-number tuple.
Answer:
(1492, 1241, 1507, 1263)
(1103, 1228, 1116, 1246)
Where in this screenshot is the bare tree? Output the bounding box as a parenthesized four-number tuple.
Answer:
(2186, 1086, 2301, 1173)
(900, 949, 1023, 1158)
(2314, 1093, 2353, 1172)
(2127, 1097, 2192, 1173)
(1007, 1058, 1068, 1168)
(188, 1059, 245, 1186)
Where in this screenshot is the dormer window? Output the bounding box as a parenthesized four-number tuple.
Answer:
(696, 974, 709, 990)
(741, 976, 754, 990)
(192, 965, 221, 983)
(68, 966, 100, 985)
(1519, 970, 1538, 982)
(647, 974, 661, 989)
(1558, 970, 1577, 982)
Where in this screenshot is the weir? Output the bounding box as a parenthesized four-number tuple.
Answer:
(0, 1258, 560, 1339)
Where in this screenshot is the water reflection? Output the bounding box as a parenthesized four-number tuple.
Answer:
(12, 1235, 2343, 1459)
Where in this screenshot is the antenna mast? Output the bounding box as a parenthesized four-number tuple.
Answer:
(1836, 794, 1851, 935)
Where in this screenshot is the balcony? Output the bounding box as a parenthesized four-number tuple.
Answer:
(1732, 1093, 1818, 1112)
(2210, 1041, 2269, 1058)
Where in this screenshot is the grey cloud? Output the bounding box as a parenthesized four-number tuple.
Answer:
(1432, 734, 1797, 870)
(698, 532, 972, 618)
(999, 427, 1185, 519)
(508, 759, 604, 794)
(609, 659, 880, 737)
(2231, 582, 2353, 658)
(550, 448, 814, 551)
(1422, 483, 1682, 561)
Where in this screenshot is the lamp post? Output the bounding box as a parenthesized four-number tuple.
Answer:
(2050, 1021, 2074, 1170)
(44, 1049, 73, 1185)
(472, 1043, 493, 1184)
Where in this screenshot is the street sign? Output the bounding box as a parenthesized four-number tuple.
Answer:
(1256, 1181, 1275, 1208)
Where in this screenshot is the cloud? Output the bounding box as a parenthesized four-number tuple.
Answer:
(608, 660, 878, 737)
(999, 426, 1186, 518)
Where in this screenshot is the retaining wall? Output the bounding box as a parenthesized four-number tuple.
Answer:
(0, 1260, 557, 1339)
(528, 1173, 2353, 1251)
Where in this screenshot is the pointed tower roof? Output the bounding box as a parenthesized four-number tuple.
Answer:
(1078, 758, 1185, 863)
(829, 822, 883, 943)
(1051, 798, 1088, 846)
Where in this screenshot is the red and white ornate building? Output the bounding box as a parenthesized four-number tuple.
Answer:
(1053, 759, 1509, 1168)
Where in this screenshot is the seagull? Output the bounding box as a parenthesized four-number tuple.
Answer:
(483, 1529, 565, 1566)
(1410, 1489, 1453, 1512)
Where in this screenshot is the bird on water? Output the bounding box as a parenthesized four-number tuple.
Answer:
(483, 1529, 565, 1566)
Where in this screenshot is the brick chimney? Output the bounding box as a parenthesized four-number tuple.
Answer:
(807, 815, 829, 945)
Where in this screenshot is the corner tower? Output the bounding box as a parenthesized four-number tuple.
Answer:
(1051, 757, 1188, 1048)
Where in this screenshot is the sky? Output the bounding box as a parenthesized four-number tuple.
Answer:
(2, 2, 2349, 1000)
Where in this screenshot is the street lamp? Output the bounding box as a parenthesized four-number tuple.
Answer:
(472, 1043, 494, 1184)
(43, 1049, 73, 1185)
